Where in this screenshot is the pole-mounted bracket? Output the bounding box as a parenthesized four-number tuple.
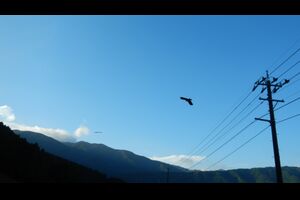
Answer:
(255, 117, 271, 123)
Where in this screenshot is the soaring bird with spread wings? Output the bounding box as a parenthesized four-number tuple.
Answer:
(180, 97, 193, 105)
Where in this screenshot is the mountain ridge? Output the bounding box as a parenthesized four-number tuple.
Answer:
(14, 129, 300, 183)
(14, 129, 187, 180)
(0, 122, 122, 182)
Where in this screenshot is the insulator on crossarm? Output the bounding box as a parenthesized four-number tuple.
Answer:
(261, 87, 267, 93)
(272, 77, 278, 83)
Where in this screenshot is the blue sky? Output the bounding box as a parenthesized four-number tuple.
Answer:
(0, 16, 299, 170)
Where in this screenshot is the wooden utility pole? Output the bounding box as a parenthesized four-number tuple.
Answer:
(253, 70, 289, 183)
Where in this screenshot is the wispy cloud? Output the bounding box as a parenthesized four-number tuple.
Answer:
(150, 154, 205, 169)
(1, 105, 89, 142)
(7, 122, 77, 142)
(0, 105, 16, 122)
(74, 125, 89, 138)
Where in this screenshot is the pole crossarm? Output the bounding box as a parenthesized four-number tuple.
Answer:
(252, 70, 286, 183)
(258, 97, 284, 102)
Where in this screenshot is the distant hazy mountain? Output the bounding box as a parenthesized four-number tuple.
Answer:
(14, 129, 300, 183)
(0, 122, 121, 182)
(156, 167, 300, 183)
(14, 130, 187, 182)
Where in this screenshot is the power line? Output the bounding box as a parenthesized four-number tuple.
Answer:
(274, 96, 300, 112)
(257, 111, 269, 119)
(181, 91, 253, 161)
(190, 44, 300, 173)
(277, 60, 300, 79)
(289, 71, 300, 81)
(189, 120, 256, 169)
(277, 113, 300, 124)
(191, 95, 300, 170)
(193, 93, 261, 155)
(269, 38, 300, 73)
(194, 94, 260, 157)
(274, 101, 279, 109)
(270, 48, 300, 75)
(253, 70, 293, 183)
(185, 45, 300, 172)
(254, 95, 300, 121)
(272, 77, 300, 98)
(206, 125, 270, 170)
(286, 89, 300, 99)
(275, 77, 300, 94)
(206, 112, 300, 171)
(196, 101, 263, 156)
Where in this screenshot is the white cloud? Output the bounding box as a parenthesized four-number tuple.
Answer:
(7, 122, 76, 142)
(150, 154, 205, 169)
(0, 105, 16, 122)
(74, 125, 89, 138)
(0, 104, 90, 142)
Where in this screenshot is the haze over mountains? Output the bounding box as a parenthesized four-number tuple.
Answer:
(14, 130, 187, 182)
(1, 121, 299, 183)
(13, 129, 300, 183)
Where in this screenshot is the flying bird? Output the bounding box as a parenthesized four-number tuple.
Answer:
(94, 131, 103, 134)
(180, 97, 193, 105)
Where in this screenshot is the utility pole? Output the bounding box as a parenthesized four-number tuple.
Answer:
(253, 70, 289, 183)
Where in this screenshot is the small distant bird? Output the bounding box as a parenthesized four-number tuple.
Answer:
(180, 97, 193, 105)
(94, 131, 103, 134)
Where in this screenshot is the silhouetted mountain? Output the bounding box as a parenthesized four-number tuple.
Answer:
(14, 130, 187, 182)
(65, 141, 188, 175)
(154, 166, 300, 183)
(0, 122, 121, 182)
(14, 129, 300, 183)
